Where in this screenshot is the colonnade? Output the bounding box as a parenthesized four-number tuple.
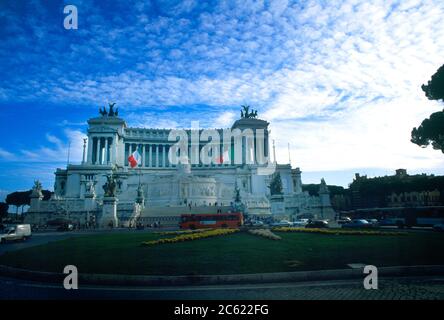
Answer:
(86, 136, 269, 167)
(125, 143, 170, 168)
(89, 136, 116, 165)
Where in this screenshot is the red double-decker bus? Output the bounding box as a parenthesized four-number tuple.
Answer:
(179, 212, 243, 229)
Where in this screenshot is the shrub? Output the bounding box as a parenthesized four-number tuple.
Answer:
(272, 227, 406, 236)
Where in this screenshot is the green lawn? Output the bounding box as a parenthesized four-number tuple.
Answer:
(0, 231, 443, 275)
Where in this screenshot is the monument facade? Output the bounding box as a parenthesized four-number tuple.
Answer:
(26, 105, 335, 227)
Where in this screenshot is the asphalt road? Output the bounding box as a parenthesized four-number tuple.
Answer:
(0, 232, 79, 255)
(0, 228, 168, 256)
(0, 275, 444, 300)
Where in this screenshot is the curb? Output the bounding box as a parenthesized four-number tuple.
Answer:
(1, 264, 444, 287)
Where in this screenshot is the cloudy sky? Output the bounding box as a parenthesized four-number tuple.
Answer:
(0, 0, 444, 198)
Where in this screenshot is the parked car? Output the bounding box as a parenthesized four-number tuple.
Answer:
(433, 223, 444, 232)
(57, 224, 74, 231)
(271, 220, 293, 227)
(305, 220, 329, 228)
(367, 219, 379, 227)
(292, 219, 309, 227)
(244, 220, 264, 227)
(342, 219, 372, 229)
(0, 224, 32, 243)
(136, 223, 145, 230)
(251, 220, 264, 227)
(337, 217, 352, 225)
(379, 218, 405, 227)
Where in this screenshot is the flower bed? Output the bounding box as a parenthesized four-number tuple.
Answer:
(272, 227, 407, 236)
(142, 228, 239, 246)
(248, 229, 281, 240)
(156, 229, 211, 236)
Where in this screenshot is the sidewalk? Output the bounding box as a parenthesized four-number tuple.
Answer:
(1, 264, 443, 287)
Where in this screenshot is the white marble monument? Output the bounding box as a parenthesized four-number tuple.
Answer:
(26, 105, 335, 227)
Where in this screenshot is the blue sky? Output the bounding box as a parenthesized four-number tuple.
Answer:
(1, 0, 444, 200)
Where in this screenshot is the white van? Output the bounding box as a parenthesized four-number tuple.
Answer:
(0, 224, 32, 243)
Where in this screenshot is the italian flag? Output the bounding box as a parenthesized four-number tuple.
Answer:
(128, 149, 141, 168)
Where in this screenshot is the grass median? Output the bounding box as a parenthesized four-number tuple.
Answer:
(0, 230, 443, 275)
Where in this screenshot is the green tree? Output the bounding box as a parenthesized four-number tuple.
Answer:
(422, 64, 444, 101)
(269, 172, 283, 195)
(5, 189, 52, 215)
(411, 64, 444, 152)
(0, 202, 8, 222)
(5, 191, 30, 215)
(411, 111, 444, 152)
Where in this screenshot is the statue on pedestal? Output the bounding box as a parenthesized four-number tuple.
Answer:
(100, 174, 119, 228)
(234, 185, 241, 203)
(269, 173, 285, 215)
(136, 183, 145, 206)
(99, 102, 119, 117)
(268, 172, 283, 196)
(240, 105, 258, 119)
(31, 180, 43, 199)
(319, 178, 329, 193)
(102, 174, 117, 197)
(232, 183, 246, 214)
(85, 181, 96, 198)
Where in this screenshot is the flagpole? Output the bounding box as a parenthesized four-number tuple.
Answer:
(272, 139, 277, 164)
(138, 139, 142, 186)
(288, 142, 291, 165)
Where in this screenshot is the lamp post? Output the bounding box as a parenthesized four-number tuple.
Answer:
(82, 138, 87, 164)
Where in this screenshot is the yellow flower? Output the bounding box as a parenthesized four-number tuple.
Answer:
(142, 228, 240, 246)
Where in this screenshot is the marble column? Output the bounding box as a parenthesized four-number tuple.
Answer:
(156, 144, 159, 167)
(141, 144, 145, 167)
(82, 138, 87, 164)
(162, 145, 166, 168)
(149, 145, 152, 167)
(124, 143, 127, 166)
(101, 139, 106, 165)
(96, 137, 101, 165)
(104, 138, 109, 164)
(87, 137, 93, 164)
(109, 138, 113, 164)
(113, 135, 118, 165)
